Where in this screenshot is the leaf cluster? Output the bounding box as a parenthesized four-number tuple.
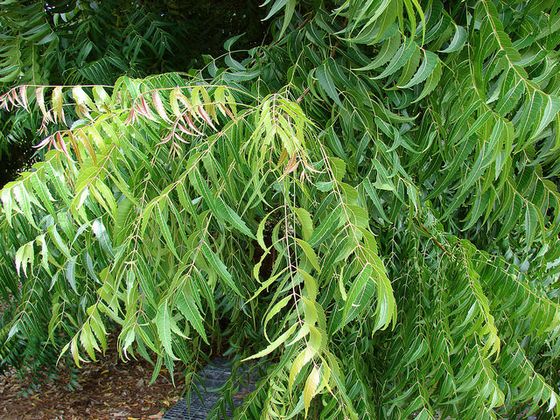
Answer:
(0, 0, 560, 418)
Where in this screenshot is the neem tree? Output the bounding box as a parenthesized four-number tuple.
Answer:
(1, 1, 560, 418)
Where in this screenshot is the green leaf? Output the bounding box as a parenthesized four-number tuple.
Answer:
(413, 58, 442, 102)
(330, 156, 347, 182)
(15, 241, 34, 278)
(355, 34, 401, 71)
(280, 0, 296, 38)
(154, 202, 180, 260)
(296, 239, 321, 272)
(440, 25, 467, 53)
(52, 86, 64, 124)
(316, 62, 342, 106)
(532, 94, 560, 140)
(340, 264, 374, 329)
(294, 208, 314, 241)
(373, 40, 416, 80)
(289, 348, 313, 391)
(304, 365, 321, 415)
(189, 169, 254, 238)
(399, 50, 439, 89)
(176, 290, 208, 344)
(65, 256, 77, 293)
(309, 206, 342, 247)
(201, 242, 243, 297)
(524, 203, 541, 248)
(155, 303, 177, 360)
(257, 212, 272, 250)
(242, 323, 297, 361)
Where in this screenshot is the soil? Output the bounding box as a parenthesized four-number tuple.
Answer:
(0, 346, 185, 419)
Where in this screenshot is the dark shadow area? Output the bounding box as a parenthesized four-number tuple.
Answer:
(0, 143, 36, 188)
(160, 0, 269, 63)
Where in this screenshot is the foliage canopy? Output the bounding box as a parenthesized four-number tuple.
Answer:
(1, 0, 560, 418)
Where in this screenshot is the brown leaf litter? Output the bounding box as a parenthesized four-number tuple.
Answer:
(0, 344, 184, 419)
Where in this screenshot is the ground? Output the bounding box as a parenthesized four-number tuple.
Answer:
(0, 348, 184, 419)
